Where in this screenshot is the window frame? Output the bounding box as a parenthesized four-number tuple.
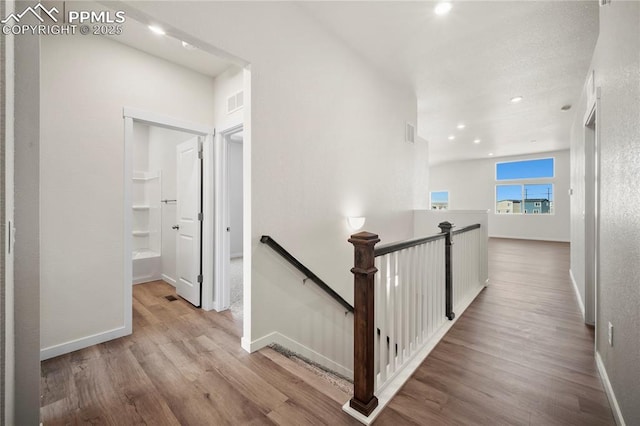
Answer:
(494, 156, 556, 216)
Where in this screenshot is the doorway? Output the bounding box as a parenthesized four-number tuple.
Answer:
(213, 124, 245, 316)
(124, 109, 215, 321)
(584, 94, 599, 327)
(226, 127, 244, 318)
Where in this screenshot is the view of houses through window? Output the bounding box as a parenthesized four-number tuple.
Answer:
(495, 158, 554, 215)
(430, 190, 449, 210)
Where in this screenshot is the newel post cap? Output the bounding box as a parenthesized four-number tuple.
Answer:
(438, 221, 454, 233)
(348, 231, 380, 246)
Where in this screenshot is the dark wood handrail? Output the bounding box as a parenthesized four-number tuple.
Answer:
(374, 233, 446, 257)
(452, 223, 481, 236)
(260, 235, 354, 313)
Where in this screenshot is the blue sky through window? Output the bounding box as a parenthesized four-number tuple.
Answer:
(431, 191, 448, 203)
(496, 158, 554, 180)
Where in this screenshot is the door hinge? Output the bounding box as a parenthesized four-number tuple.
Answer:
(198, 212, 203, 221)
(197, 274, 203, 284)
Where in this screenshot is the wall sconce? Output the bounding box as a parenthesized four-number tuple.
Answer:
(347, 216, 366, 231)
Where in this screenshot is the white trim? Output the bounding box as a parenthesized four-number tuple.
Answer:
(569, 269, 585, 320)
(343, 283, 486, 425)
(40, 326, 129, 361)
(595, 352, 626, 426)
(488, 234, 570, 243)
(161, 273, 176, 286)
(244, 331, 353, 379)
(123, 107, 214, 136)
(201, 133, 215, 311)
(123, 117, 134, 337)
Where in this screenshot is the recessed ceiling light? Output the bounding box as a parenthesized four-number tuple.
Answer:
(434, 2, 453, 16)
(181, 41, 198, 51)
(488, 153, 494, 156)
(510, 96, 523, 103)
(473, 139, 481, 144)
(148, 25, 166, 36)
(457, 123, 466, 130)
(448, 135, 455, 140)
(561, 104, 572, 111)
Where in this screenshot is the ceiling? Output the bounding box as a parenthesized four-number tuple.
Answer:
(299, 1, 599, 165)
(105, 12, 233, 78)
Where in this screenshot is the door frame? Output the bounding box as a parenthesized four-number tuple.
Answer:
(214, 123, 244, 312)
(583, 88, 600, 329)
(123, 107, 216, 329)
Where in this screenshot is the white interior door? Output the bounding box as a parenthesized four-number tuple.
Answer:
(176, 137, 202, 306)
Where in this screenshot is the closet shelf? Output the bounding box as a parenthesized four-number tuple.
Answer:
(132, 231, 150, 237)
(133, 171, 160, 181)
(132, 205, 151, 210)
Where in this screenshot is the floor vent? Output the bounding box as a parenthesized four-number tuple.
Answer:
(165, 295, 178, 302)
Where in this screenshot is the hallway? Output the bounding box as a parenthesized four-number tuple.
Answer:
(40, 239, 614, 425)
(376, 238, 614, 425)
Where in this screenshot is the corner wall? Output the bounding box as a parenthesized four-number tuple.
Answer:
(570, 2, 640, 423)
(429, 150, 571, 242)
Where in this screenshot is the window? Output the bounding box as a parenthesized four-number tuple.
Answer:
(496, 158, 554, 180)
(495, 158, 554, 215)
(430, 191, 449, 210)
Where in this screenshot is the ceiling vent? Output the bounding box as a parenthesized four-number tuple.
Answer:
(405, 123, 416, 144)
(227, 91, 244, 114)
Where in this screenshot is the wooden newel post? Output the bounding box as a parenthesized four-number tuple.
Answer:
(438, 221, 456, 321)
(348, 231, 380, 417)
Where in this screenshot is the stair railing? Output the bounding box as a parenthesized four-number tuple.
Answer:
(260, 235, 354, 313)
(347, 221, 486, 419)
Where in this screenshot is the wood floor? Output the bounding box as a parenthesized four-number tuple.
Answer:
(376, 238, 614, 425)
(41, 239, 615, 425)
(40, 281, 359, 425)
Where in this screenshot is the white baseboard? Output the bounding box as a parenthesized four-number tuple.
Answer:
(161, 274, 176, 286)
(40, 325, 130, 361)
(596, 351, 626, 426)
(343, 283, 486, 425)
(245, 331, 353, 379)
(489, 234, 570, 243)
(569, 269, 585, 320)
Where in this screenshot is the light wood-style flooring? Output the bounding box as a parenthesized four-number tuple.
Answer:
(41, 239, 614, 425)
(375, 238, 614, 425)
(40, 281, 359, 425)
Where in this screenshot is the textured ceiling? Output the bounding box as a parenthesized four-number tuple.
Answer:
(299, 1, 599, 165)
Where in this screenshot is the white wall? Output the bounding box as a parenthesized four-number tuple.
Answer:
(570, 2, 640, 424)
(40, 34, 216, 356)
(126, 1, 429, 373)
(228, 139, 243, 258)
(213, 66, 244, 132)
(148, 126, 195, 284)
(429, 150, 571, 242)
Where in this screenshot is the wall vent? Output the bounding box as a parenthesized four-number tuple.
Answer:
(405, 122, 416, 143)
(227, 91, 244, 114)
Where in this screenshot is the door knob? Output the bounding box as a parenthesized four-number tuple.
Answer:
(172, 225, 180, 230)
